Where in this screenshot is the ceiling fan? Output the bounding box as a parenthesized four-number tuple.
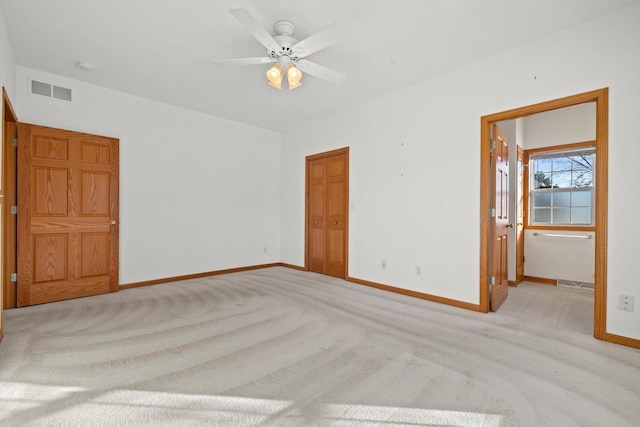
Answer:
(212, 8, 346, 90)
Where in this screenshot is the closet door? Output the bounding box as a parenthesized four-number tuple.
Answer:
(308, 158, 326, 273)
(306, 148, 348, 279)
(326, 154, 347, 277)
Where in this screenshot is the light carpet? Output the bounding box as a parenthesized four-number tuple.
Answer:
(0, 267, 638, 426)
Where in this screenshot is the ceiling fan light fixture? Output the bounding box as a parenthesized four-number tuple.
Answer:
(288, 80, 302, 90)
(266, 64, 283, 89)
(219, 9, 346, 90)
(286, 64, 302, 90)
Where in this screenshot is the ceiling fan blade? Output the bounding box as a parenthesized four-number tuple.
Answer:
(229, 8, 280, 53)
(292, 24, 344, 58)
(296, 60, 346, 85)
(212, 57, 275, 67)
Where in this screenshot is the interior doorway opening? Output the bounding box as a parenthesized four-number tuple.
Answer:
(480, 88, 608, 340)
(496, 105, 596, 335)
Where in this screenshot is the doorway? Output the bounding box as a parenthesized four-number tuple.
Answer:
(305, 147, 349, 279)
(497, 107, 596, 335)
(480, 88, 608, 340)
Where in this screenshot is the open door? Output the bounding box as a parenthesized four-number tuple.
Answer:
(515, 145, 525, 284)
(17, 124, 119, 306)
(490, 124, 510, 311)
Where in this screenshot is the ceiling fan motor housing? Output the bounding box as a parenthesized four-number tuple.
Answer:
(267, 20, 301, 61)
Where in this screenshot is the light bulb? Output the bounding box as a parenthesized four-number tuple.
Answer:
(266, 64, 283, 89)
(286, 64, 302, 90)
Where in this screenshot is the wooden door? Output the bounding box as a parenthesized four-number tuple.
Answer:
(17, 124, 119, 306)
(326, 154, 347, 277)
(306, 148, 348, 279)
(515, 145, 525, 283)
(308, 158, 326, 273)
(491, 124, 509, 311)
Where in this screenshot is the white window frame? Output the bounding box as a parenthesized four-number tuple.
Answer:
(529, 147, 595, 226)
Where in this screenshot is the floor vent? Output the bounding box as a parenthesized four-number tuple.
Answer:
(30, 79, 72, 102)
(557, 278, 594, 290)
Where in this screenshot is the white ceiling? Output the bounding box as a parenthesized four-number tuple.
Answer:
(1, 0, 638, 132)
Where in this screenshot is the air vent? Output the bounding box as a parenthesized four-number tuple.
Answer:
(30, 79, 73, 102)
(557, 279, 594, 290)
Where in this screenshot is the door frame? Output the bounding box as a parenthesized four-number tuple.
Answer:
(479, 88, 608, 340)
(2, 88, 18, 310)
(304, 147, 349, 278)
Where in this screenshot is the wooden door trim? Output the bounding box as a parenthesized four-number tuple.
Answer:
(304, 147, 349, 278)
(2, 87, 17, 122)
(2, 87, 18, 311)
(306, 147, 349, 162)
(480, 88, 608, 341)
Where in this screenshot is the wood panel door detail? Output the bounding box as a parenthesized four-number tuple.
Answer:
(515, 145, 525, 283)
(491, 124, 509, 312)
(306, 148, 348, 279)
(308, 158, 327, 273)
(17, 124, 119, 306)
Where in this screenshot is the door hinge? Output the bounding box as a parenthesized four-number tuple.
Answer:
(490, 138, 496, 150)
(10, 272, 17, 282)
(522, 255, 526, 263)
(489, 276, 495, 285)
(490, 208, 496, 218)
(11, 137, 17, 148)
(10, 205, 17, 215)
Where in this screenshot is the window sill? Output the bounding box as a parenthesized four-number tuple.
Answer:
(525, 225, 596, 232)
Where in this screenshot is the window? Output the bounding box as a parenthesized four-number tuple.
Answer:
(529, 147, 595, 226)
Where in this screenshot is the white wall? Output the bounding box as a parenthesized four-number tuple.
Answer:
(520, 103, 596, 284)
(0, 6, 16, 100)
(16, 67, 282, 284)
(522, 102, 596, 149)
(280, 4, 640, 339)
(524, 230, 595, 283)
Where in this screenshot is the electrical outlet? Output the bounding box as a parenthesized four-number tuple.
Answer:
(381, 260, 386, 270)
(263, 247, 267, 254)
(618, 295, 635, 312)
(416, 266, 421, 275)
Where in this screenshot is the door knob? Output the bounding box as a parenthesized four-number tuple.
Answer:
(506, 223, 514, 228)
(109, 220, 117, 225)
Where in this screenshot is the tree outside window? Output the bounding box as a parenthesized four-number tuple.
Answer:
(530, 148, 595, 225)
